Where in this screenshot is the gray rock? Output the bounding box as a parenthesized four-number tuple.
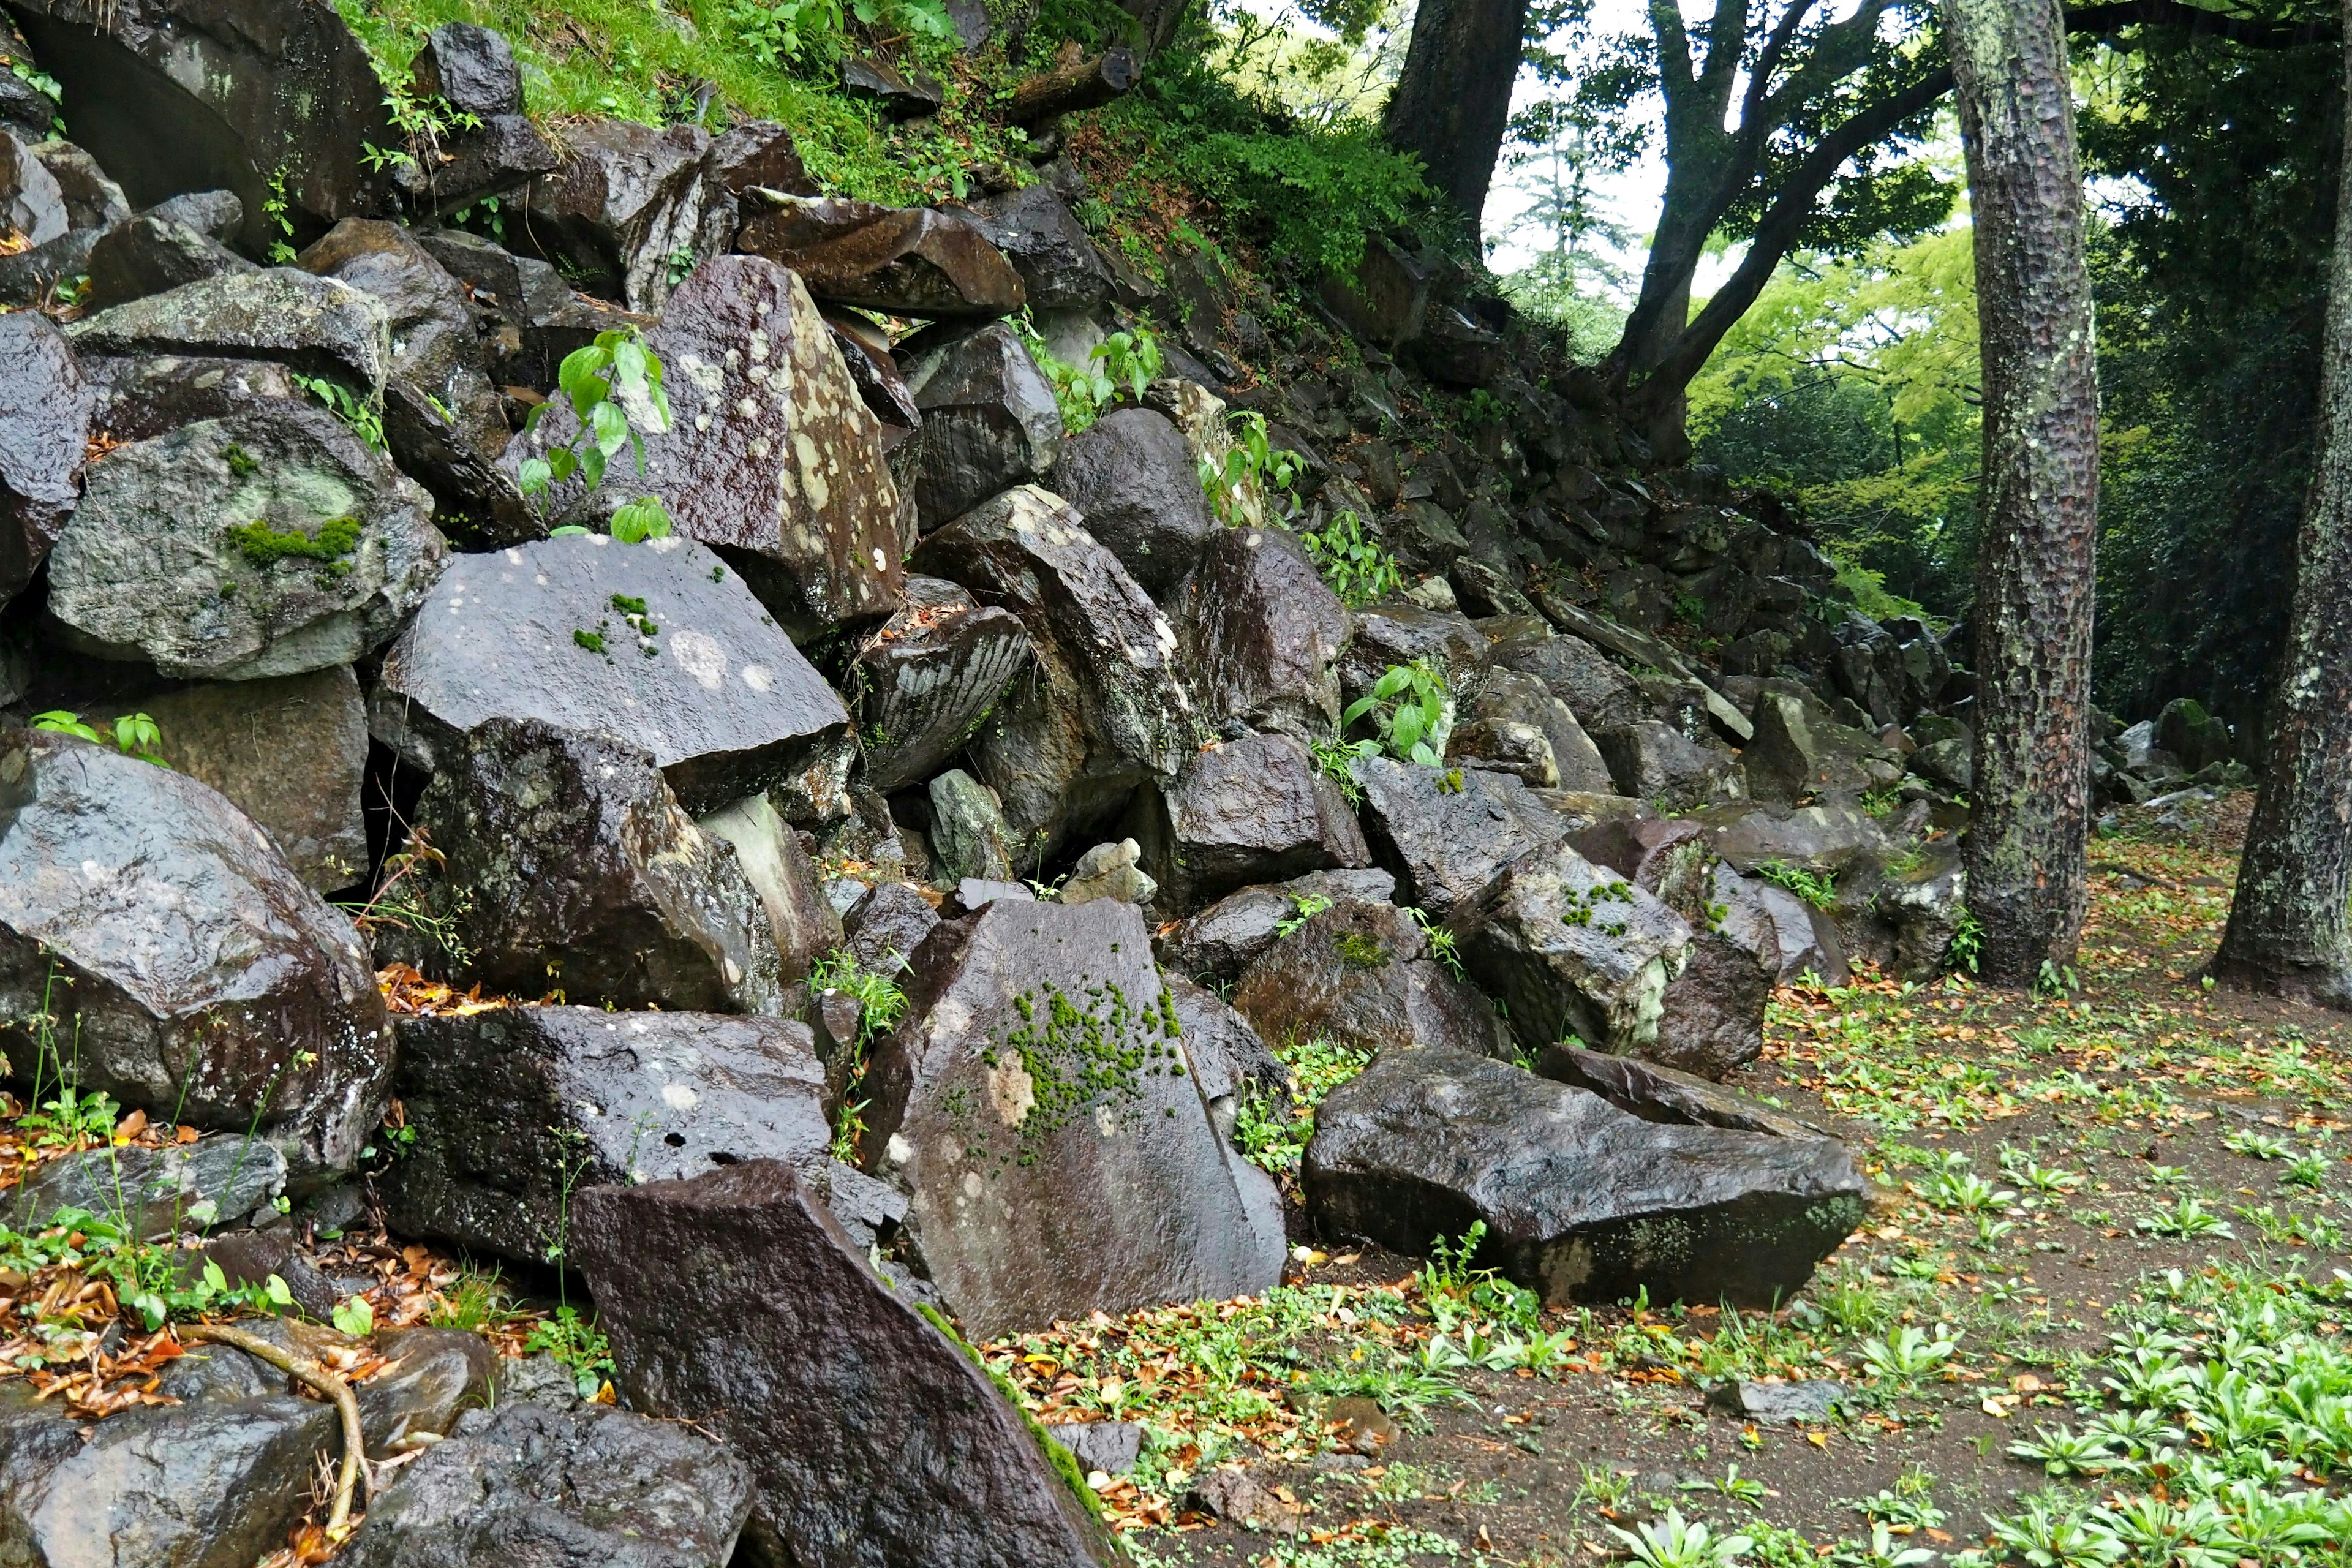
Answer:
(0, 226, 97, 309)
(403, 111, 563, 218)
(516, 118, 733, 311)
(147, 189, 244, 240)
(864, 898, 1282, 1339)
(1231, 896, 1509, 1061)
(369, 533, 852, 818)
(406, 718, 788, 1014)
(1452, 840, 1692, 1057)
(930, 767, 1019, 883)
(1167, 523, 1352, 744)
(853, 577, 1031, 794)
(1698, 799, 1890, 880)
(1166, 973, 1289, 1140)
(1349, 756, 1572, 921)
(47, 405, 446, 680)
(1743, 690, 1902, 803)
(1534, 1041, 1838, 1140)
(410, 21, 524, 117)
(1705, 1379, 1845, 1424)
(963, 185, 1112, 311)
(1570, 825, 1768, 1078)
(699, 792, 843, 986)
(1597, 722, 1745, 812)
(1338, 606, 1488, 707)
(84, 213, 255, 310)
(841, 54, 944, 117)
(897, 323, 1064, 529)
(1882, 842, 1967, 981)
(1154, 867, 1397, 985)
(341, 1397, 755, 1568)
(1058, 837, 1158, 906)
(0, 731, 392, 1185)
(383, 1002, 827, 1263)
(1497, 631, 1649, 735)
(1046, 1420, 1143, 1477)
(1460, 671, 1615, 794)
(67, 268, 392, 390)
(0, 50, 55, 140)
(9, 1133, 287, 1240)
(736, 193, 1025, 319)
(1050, 407, 1211, 598)
(2157, 696, 2231, 774)
(80, 352, 298, 443)
(1133, 731, 1369, 912)
(843, 880, 940, 975)
(1, 128, 67, 246)
(1305, 1047, 1865, 1306)
(572, 1161, 1119, 1567)
(0, 311, 91, 604)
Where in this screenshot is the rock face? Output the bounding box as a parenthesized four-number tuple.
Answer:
(84, 213, 255, 310)
(0, 731, 391, 1185)
(1155, 867, 1396, 985)
(851, 577, 1031, 794)
(47, 405, 446, 680)
(910, 486, 1193, 856)
(929, 767, 1019, 883)
(1051, 409, 1214, 597)
(5, 0, 393, 252)
(1452, 840, 1692, 1057)
(370, 534, 851, 818)
(508, 256, 907, 640)
(1231, 897, 1508, 1060)
(0, 311, 90, 604)
(1165, 974, 1289, 1139)
(409, 718, 787, 1014)
(898, 324, 1065, 528)
(862, 899, 1282, 1340)
(737, 194, 1025, 318)
(1742, 690, 1901, 803)
(963, 185, 1112, 311)
(518, 118, 734, 311)
(409, 21, 522, 118)
(13, 1133, 286, 1240)
(1168, 524, 1353, 744)
(1305, 1048, 1866, 1306)
(698, 792, 843, 984)
(571, 1161, 1120, 1568)
(1350, 756, 1571, 921)
(341, 1396, 755, 1568)
(66, 269, 392, 390)
(1460, 669, 1614, 794)
(1132, 731, 1369, 911)
(80, 352, 298, 443)
(383, 1003, 827, 1263)
(1597, 721, 1745, 811)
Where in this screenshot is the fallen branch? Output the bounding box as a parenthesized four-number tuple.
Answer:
(181, 1323, 370, 1536)
(1008, 42, 1138, 124)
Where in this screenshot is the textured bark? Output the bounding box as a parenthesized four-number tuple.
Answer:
(2212, 0, 2352, 1008)
(1948, 0, 2100, 986)
(1383, 0, 1534, 226)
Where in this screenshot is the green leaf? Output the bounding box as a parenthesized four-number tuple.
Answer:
(581, 444, 608, 492)
(331, 1295, 375, 1337)
(1341, 695, 1378, 726)
(30, 710, 102, 744)
(546, 448, 578, 484)
(1373, 667, 1412, 699)
(590, 399, 630, 459)
(1392, 706, 1427, 750)
(559, 346, 611, 417)
(610, 496, 673, 544)
(265, 1274, 295, 1308)
(518, 456, 552, 496)
(609, 336, 649, 393)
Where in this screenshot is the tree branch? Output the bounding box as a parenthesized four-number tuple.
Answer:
(2065, 0, 2336, 48)
(182, 1322, 371, 1538)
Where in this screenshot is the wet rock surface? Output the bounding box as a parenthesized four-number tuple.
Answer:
(1231, 897, 1509, 1060)
(515, 118, 733, 311)
(1168, 523, 1353, 744)
(852, 576, 1031, 794)
(66, 268, 393, 390)
(1155, 867, 1398, 985)
(1133, 731, 1370, 911)
(1050, 407, 1213, 597)
(10, 1133, 287, 1240)
(898, 323, 1065, 528)
(1350, 756, 1572, 921)
(0, 312, 90, 604)
(737, 194, 1025, 319)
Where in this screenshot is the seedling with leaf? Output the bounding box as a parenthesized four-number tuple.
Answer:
(32, 710, 168, 767)
(1340, 658, 1450, 768)
(518, 328, 677, 544)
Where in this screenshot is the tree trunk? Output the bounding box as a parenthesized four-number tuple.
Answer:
(1947, 0, 2100, 987)
(2212, 0, 2352, 1007)
(1384, 0, 1533, 228)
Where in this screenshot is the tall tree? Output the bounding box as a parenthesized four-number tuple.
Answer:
(1385, 0, 1535, 225)
(1947, 0, 2101, 987)
(2213, 0, 2352, 1007)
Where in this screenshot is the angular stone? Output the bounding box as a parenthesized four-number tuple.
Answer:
(1058, 837, 1157, 907)
(1597, 722, 1745, 811)
(1349, 756, 1571, 921)
(707, 119, 820, 200)
(0, 730, 391, 1183)
(1166, 522, 1352, 745)
(1305, 1047, 1866, 1306)
(897, 322, 1063, 528)
(1461, 669, 1612, 793)
(47, 405, 445, 680)
(369, 533, 852, 817)
(0, 40, 55, 141)
(507, 255, 907, 640)
(826, 307, 922, 447)
(911, 486, 1194, 856)
(1166, 973, 1288, 1140)
(410, 21, 522, 117)
(1881, 842, 1967, 981)
(1743, 690, 1902, 804)
(1231, 897, 1508, 1060)
(1132, 731, 1368, 912)
(402, 112, 563, 217)
(2157, 696, 2232, 774)
(1698, 798, 1890, 880)
(383, 1001, 826, 1262)
(1046, 1421, 1142, 1477)
(0, 311, 90, 603)
(342, 1398, 755, 1568)
(736, 194, 1024, 318)
(698, 791, 843, 984)
(963, 184, 1111, 311)
(83, 213, 255, 310)
(1050, 408, 1213, 598)
(842, 54, 944, 117)
(929, 767, 1018, 883)
(1338, 606, 1487, 707)
(81, 352, 298, 443)
(864, 899, 1281, 1338)
(1452, 840, 1692, 1056)
(149, 189, 243, 239)
(1651, 926, 1771, 1080)
(0, 129, 65, 244)
(517, 118, 733, 311)
(13, 1133, 287, 1240)
(572, 1161, 1120, 1567)
(1568, 815, 1713, 913)
(1497, 632, 1649, 734)
(1705, 1379, 1845, 1424)
(1154, 867, 1396, 985)
(853, 576, 1031, 794)
(66, 269, 393, 390)
(843, 880, 940, 974)
(1536, 1042, 1838, 1141)
(407, 717, 788, 1013)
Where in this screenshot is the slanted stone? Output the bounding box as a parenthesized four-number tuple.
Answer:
(1133, 731, 1369, 912)
(370, 533, 851, 818)
(841, 54, 944, 117)
(1155, 868, 1396, 985)
(1597, 721, 1745, 811)
(47, 405, 445, 680)
(1305, 1047, 1865, 1306)
(897, 322, 1063, 528)
(1058, 837, 1157, 906)
(736, 193, 1024, 318)
(1460, 669, 1612, 793)
(13, 1133, 287, 1240)
(1231, 897, 1508, 1060)
(1496, 632, 1648, 734)
(83, 213, 255, 310)
(1743, 690, 1902, 803)
(929, 767, 1019, 883)
(1050, 407, 1213, 598)
(963, 184, 1112, 311)
(853, 577, 1031, 793)
(383, 1002, 827, 1263)
(409, 22, 523, 117)
(1349, 756, 1570, 921)
(1166, 974, 1289, 1141)
(0, 312, 91, 603)
(66, 269, 392, 390)
(1337, 606, 1487, 706)
(516, 118, 733, 311)
(81, 353, 298, 443)
(843, 880, 940, 974)
(698, 791, 843, 984)
(1167, 523, 1352, 744)
(0, 731, 392, 1184)
(864, 899, 1282, 1338)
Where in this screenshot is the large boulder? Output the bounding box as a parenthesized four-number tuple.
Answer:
(66, 268, 391, 390)
(1452, 840, 1692, 1057)
(1231, 897, 1509, 1060)
(862, 898, 1283, 1339)
(514, 118, 734, 312)
(382, 1003, 828, 1263)
(736, 194, 1025, 318)
(1743, 690, 1902, 803)
(962, 185, 1112, 311)
(0, 312, 91, 605)
(897, 323, 1064, 529)
(1497, 632, 1649, 734)
(1457, 669, 1613, 793)
(572, 1161, 1121, 1568)
(507, 255, 907, 641)
(4, 0, 393, 253)
(0, 730, 391, 1185)
(928, 767, 1019, 883)
(80, 352, 299, 444)
(1596, 721, 1745, 811)
(406, 717, 787, 1014)
(1154, 867, 1396, 985)
(1050, 407, 1213, 598)
(851, 577, 1031, 794)
(1305, 1047, 1865, 1306)
(1349, 756, 1572, 921)
(1167, 524, 1352, 744)
(342, 1396, 755, 1568)
(910, 486, 1193, 857)
(1131, 731, 1369, 912)
(369, 533, 852, 819)
(45, 405, 445, 680)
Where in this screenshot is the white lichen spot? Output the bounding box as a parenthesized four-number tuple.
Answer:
(987, 1058, 1036, 1126)
(669, 630, 727, 690)
(740, 664, 774, 692)
(661, 1082, 699, 1111)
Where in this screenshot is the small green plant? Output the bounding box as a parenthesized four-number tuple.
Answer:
(330, 1294, 376, 1338)
(518, 329, 676, 543)
(1016, 319, 1163, 434)
(1949, 906, 1984, 973)
(31, 711, 167, 766)
(292, 372, 387, 452)
(1233, 1034, 1371, 1178)
(1858, 1322, 1959, 1383)
(1311, 735, 1373, 803)
(18, 1083, 121, 1148)
(2137, 1195, 2233, 1240)
(2283, 1153, 2331, 1189)
(1341, 660, 1449, 767)
(1297, 508, 1403, 608)
(1275, 894, 1332, 938)
(806, 948, 911, 1163)
(1200, 410, 1302, 526)
(261, 165, 296, 263)
(1407, 908, 1464, 980)
(524, 1305, 616, 1397)
(2223, 1127, 2293, 1160)
(2035, 958, 2082, 998)
(1608, 1507, 1754, 1568)
(426, 1265, 505, 1333)
(1754, 861, 1836, 910)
